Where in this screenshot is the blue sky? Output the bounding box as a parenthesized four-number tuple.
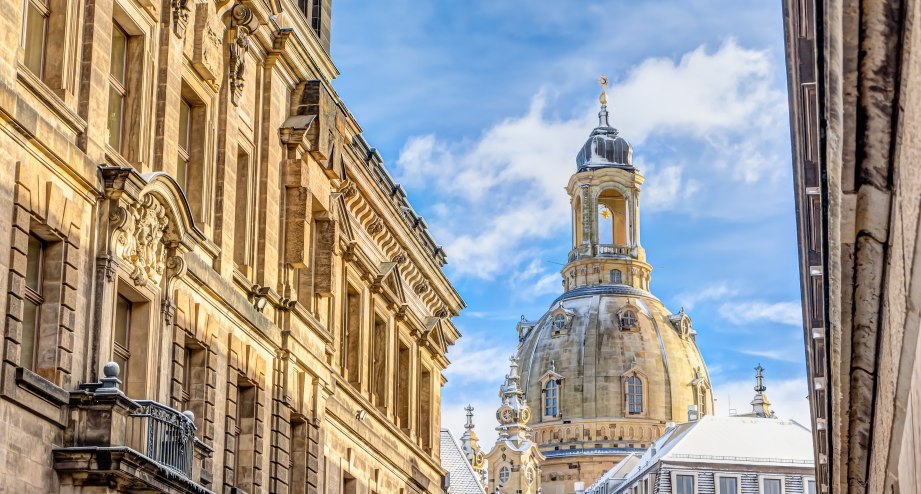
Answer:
(331, 0, 807, 446)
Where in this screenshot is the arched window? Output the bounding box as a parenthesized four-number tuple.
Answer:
(553, 314, 565, 330)
(611, 269, 623, 284)
(626, 375, 643, 414)
(621, 310, 638, 328)
(499, 466, 510, 484)
(544, 380, 559, 417)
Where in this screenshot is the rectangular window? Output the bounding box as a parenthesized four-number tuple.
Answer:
(419, 366, 432, 451)
(719, 477, 738, 494)
(675, 475, 694, 494)
(342, 285, 361, 385)
(396, 339, 410, 430)
(113, 294, 132, 383)
(806, 480, 816, 494)
(177, 97, 192, 191)
(22, 0, 48, 77)
(107, 23, 128, 153)
(233, 146, 252, 269)
(311, 0, 321, 38)
(21, 234, 45, 370)
(370, 314, 387, 407)
(763, 478, 782, 494)
(235, 382, 257, 491)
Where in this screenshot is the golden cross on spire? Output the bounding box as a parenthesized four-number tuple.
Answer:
(598, 75, 609, 105)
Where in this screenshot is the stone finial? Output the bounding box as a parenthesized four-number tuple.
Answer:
(98, 361, 123, 393)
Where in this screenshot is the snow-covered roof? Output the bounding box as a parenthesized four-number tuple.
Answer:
(613, 416, 814, 492)
(440, 429, 486, 494)
(584, 453, 642, 493)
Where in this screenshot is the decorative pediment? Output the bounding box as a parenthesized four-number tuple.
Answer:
(102, 167, 205, 289)
(549, 302, 575, 337)
(538, 360, 564, 386)
(371, 261, 407, 306)
(668, 307, 693, 339)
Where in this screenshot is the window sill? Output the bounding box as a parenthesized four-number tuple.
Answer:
(16, 64, 86, 135)
(15, 367, 70, 405)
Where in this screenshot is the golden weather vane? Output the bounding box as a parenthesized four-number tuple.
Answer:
(598, 75, 609, 105)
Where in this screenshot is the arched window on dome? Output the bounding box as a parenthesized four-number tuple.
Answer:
(611, 269, 623, 284)
(625, 375, 643, 415)
(620, 309, 638, 329)
(544, 379, 559, 418)
(552, 314, 566, 337)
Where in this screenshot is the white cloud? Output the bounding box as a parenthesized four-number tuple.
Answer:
(676, 282, 737, 310)
(444, 338, 516, 385)
(395, 39, 785, 280)
(719, 301, 803, 326)
(736, 348, 806, 364)
(713, 375, 811, 428)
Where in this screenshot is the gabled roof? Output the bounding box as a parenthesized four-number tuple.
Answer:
(611, 416, 814, 493)
(440, 429, 486, 494)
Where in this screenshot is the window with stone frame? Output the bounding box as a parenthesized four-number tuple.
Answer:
(418, 365, 433, 452)
(544, 379, 559, 417)
(611, 269, 623, 284)
(20, 233, 45, 371)
(674, 474, 694, 494)
(6, 175, 80, 391)
(112, 283, 151, 398)
(13, 225, 67, 382)
(234, 381, 258, 492)
(21, 0, 49, 77)
(177, 82, 209, 225)
(625, 374, 644, 414)
(233, 144, 255, 274)
(370, 312, 388, 409)
(341, 284, 362, 386)
(395, 336, 411, 431)
(105, 11, 145, 163)
(310, 0, 322, 38)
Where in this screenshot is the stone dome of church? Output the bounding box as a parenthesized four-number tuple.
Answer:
(511, 80, 713, 492)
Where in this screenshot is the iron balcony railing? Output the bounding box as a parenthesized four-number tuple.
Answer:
(127, 400, 198, 477)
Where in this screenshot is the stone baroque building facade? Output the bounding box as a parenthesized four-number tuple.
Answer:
(783, 0, 921, 492)
(0, 0, 465, 491)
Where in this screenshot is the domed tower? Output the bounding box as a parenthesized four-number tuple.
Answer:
(516, 78, 713, 494)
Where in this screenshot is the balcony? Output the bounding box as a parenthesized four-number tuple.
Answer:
(53, 363, 213, 494)
(567, 244, 634, 262)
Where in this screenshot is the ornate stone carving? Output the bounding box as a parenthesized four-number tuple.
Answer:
(113, 196, 169, 287)
(413, 280, 430, 295)
(366, 217, 384, 235)
(171, 0, 190, 38)
(340, 181, 358, 198)
(392, 252, 407, 265)
(227, 4, 258, 106)
(193, 1, 224, 84)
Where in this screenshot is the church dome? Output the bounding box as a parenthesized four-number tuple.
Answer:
(517, 286, 711, 428)
(576, 125, 633, 171)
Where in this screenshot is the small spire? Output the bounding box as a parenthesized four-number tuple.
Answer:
(754, 363, 766, 393)
(598, 75, 611, 127)
(750, 363, 774, 418)
(464, 404, 476, 431)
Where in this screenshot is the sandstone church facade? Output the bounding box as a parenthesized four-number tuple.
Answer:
(0, 0, 464, 492)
